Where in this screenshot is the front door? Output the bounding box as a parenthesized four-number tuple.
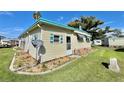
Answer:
(66, 36, 72, 55)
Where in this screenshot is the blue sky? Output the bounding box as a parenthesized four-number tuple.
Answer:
(0, 11, 124, 38)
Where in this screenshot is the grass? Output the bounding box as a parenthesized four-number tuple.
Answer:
(0, 46, 124, 82)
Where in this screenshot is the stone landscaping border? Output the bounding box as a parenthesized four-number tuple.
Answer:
(9, 53, 16, 72)
(9, 48, 96, 75)
(9, 52, 81, 75)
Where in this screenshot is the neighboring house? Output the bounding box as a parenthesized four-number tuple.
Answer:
(10, 39, 19, 46)
(0, 38, 18, 47)
(102, 36, 124, 48)
(0, 38, 11, 46)
(19, 18, 91, 63)
(0, 35, 5, 45)
(93, 39, 102, 45)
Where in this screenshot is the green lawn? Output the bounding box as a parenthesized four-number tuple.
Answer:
(0, 46, 124, 82)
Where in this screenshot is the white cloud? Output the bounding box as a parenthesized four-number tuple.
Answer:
(0, 11, 13, 16)
(0, 32, 6, 35)
(0, 27, 24, 38)
(57, 16, 64, 21)
(14, 27, 24, 32)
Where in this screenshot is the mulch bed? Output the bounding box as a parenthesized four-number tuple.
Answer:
(13, 49, 37, 70)
(24, 56, 76, 73)
(13, 47, 93, 73)
(13, 49, 76, 73)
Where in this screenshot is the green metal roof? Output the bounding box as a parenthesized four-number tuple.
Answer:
(39, 18, 79, 31)
(19, 18, 91, 38)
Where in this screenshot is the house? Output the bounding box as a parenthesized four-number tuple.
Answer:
(93, 39, 102, 45)
(0, 38, 11, 47)
(102, 37, 124, 48)
(19, 18, 91, 63)
(10, 39, 19, 46)
(102, 34, 124, 48)
(0, 38, 19, 47)
(0, 35, 5, 45)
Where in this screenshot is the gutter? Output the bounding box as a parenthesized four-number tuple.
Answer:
(74, 30, 91, 37)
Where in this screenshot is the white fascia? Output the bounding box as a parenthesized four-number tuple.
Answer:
(74, 30, 91, 37)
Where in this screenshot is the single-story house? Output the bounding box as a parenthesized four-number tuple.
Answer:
(93, 39, 102, 45)
(102, 36, 124, 48)
(19, 18, 91, 63)
(0, 38, 11, 46)
(10, 39, 19, 46)
(0, 38, 19, 47)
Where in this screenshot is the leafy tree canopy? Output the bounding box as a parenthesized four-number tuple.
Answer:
(68, 16, 121, 40)
(0, 35, 5, 41)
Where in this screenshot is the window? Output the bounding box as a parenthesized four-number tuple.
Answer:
(77, 34, 84, 42)
(54, 35, 60, 42)
(85, 36, 90, 43)
(96, 41, 100, 43)
(77, 37, 84, 42)
(50, 34, 63, 43)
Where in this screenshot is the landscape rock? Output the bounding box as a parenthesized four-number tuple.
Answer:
(109, 58, 120, 73)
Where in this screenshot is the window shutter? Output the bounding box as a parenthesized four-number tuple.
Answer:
(50, 34, 54, 43)
(60, 35, 63, 43)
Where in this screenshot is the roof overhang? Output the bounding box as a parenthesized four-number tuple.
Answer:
(74, 30, 91, 37)
(19, 18, 91, 38)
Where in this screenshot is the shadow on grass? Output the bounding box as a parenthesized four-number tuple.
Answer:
(102, 62, 109, 69)
(115, 48, 124, 52)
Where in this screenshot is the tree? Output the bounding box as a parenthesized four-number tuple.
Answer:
(68, 16, 104, 31)
(68, 16, 104, 40)
(0, 35, 5, 41)
(80, 16, 104, 31)
(104, 26, 110, 33)
(92, 29, 106, 40)
(33, 11, 41, 20)
(68, 16, 122, 40)
(67, 20, 80, 28)
(111, 29, 122, 37)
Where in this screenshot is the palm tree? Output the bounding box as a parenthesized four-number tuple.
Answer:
(32, 11, 43, 63)
(33, 11, 41, 20)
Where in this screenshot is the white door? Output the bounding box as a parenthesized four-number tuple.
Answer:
(66, 36, 72, 55)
